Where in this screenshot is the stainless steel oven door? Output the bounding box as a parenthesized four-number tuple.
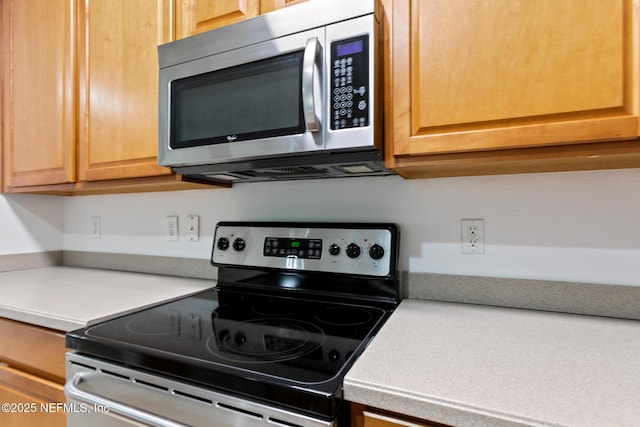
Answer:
(65, 353, 334, 427)
(158, 27, 325, 168)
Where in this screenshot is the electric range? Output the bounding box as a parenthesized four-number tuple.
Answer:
(65, 222, 401, 427)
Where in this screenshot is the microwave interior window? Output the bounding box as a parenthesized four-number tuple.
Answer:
(170, 51, 306, 149)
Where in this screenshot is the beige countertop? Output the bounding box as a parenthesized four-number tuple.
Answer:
(0, 266, 214, 331)
(345, 299, 640, 427)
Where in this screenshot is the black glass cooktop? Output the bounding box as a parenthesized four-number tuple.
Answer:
(66, 288, 391, 419)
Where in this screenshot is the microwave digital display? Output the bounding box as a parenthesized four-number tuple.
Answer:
(337, 40, 363, 56)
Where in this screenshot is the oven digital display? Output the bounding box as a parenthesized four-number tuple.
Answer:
(264, 238, 322, 259)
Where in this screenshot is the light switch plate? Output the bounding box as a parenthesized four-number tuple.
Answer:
(91, 216, 101, 239)
(166, 216, 178, 241)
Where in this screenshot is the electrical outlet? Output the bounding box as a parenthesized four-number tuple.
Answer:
(461, 219, 484, 254)
(91, 216, 101, 239)
(166, 216, 178, 241)
(186, 215, 199, 242)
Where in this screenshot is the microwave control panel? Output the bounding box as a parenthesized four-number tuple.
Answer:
(330, 35, 369, 130)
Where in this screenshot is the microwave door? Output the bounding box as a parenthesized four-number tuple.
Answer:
(158, 28, 326, 168)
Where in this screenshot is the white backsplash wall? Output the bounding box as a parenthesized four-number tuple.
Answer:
(0, 194, 64, 255)
(63, 168, 640, 287)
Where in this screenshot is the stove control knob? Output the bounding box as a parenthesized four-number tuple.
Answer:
(369, 244, 385, 260)
(329, 244, 341, 256)
(216, 237, 230, 251)
(233, 238, 246, 252)
(346, 243, 361, 259)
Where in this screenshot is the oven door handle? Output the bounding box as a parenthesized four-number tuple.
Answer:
(65, 372, 190, 427)
(302, 37, 322, 132)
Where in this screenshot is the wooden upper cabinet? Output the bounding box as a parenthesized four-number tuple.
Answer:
(176, 0, 260, 39)
(261, 0, 309, 14)
(77, 0, 173, 182)
(384, 0, 640, 173)
(1, 0, 76, 188)
(176, 0, 310, 39)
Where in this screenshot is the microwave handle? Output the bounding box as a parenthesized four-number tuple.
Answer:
(302, 37, 322, 132)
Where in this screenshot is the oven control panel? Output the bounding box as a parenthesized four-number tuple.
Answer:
(212, 222, 398, 277)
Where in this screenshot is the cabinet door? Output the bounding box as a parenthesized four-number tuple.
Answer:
(386, 0, 639, 160)
(1, 0, 76, 188)
(0, 318, 66, 383)
(0, 366, 66, 427)
(77, 0, 173, 182)
(260, 0, 309, 14)
(352, 405, 449, 427)
(176, 0, 260, 39)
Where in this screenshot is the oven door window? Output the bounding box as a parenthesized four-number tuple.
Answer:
(170, 51, 305, 149)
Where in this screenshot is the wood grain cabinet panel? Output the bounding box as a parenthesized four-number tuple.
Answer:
(176, 0, 260, 38)
(77, 0, 173, 182)
(352, 404, 451, 427)
(261, 0, 309, 14)
(0, 366, 66, 427)
(176, 0, 310, 39)
(0, 318, 67, 427)
(384, 0, 640, 177)
(1, 0, 76, 188)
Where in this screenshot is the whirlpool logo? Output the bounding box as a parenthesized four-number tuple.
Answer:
(226, 135, 238, 142)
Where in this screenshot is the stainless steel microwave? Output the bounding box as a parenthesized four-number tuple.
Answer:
(157, 0, 393, 184)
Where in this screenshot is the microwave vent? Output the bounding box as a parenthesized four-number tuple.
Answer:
(244, 166, 328, 178)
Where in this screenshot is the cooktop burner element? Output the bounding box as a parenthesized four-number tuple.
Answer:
(316, 306, 374, 326)
(251, 298, 306, 316)
(66, 222, 401, 421)
(208, 317, 324, 363)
